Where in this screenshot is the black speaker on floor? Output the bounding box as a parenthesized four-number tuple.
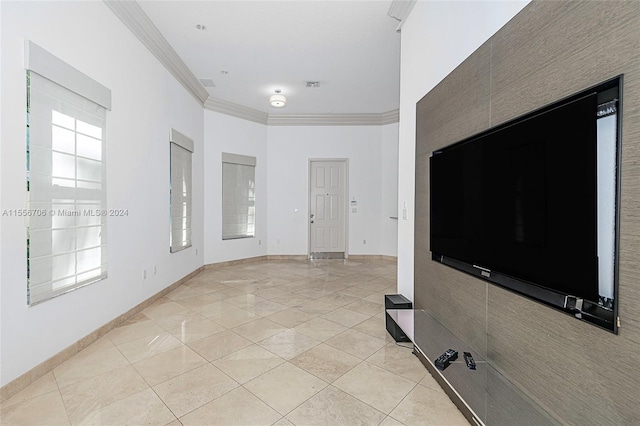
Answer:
(385, 294, 412, 342)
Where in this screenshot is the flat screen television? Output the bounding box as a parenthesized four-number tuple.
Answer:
(430, 76, 622, 332)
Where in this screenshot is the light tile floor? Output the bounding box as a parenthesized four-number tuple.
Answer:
(0, 259, 468, 426)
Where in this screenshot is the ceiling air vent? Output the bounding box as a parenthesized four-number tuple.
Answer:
(199, 78, 216, 88)
(305, 81, 320, 88)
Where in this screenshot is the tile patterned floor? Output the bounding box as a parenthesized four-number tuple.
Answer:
(0, 259, 468, 425)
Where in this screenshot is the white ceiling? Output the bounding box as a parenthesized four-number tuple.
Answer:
(137, 1, 401, 115)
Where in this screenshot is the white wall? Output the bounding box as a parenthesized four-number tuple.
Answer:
(266, 125, 397, 257)
(397, 0, 529, 301)
(203, 110, 268, 264)
(0, 1, 204, 386)
(0, 1, 4, 378)
(381, 123, 399, 257)
(0, 0, 404, 388)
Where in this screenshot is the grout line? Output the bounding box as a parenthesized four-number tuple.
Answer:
(52, 371, 72, 426)
(5, 260, 410, 424)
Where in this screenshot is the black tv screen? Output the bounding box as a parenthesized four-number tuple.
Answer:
(430, 76, 621, 332)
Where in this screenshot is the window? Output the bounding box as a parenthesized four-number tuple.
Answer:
(170, 129, 194, 252)
(26, 41, 111, 305)
(222, 153, 256, 240)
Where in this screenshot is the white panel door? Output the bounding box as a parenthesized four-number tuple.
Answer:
(310, 160, 346, 256)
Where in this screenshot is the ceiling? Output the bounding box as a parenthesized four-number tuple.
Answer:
(136, 1, 402, 116)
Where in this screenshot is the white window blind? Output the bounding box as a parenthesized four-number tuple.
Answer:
(27, 72, 109, 305)
(170, 129, 193, 252)
(222, 153, 256, 240)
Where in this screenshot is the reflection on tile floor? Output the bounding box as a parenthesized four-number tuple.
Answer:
(0, 259, 468, 425)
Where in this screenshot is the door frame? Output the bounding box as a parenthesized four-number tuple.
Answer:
(308, 158, 349, 260)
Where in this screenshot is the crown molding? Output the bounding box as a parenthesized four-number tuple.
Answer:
(204, 97, 399, 127)
(103, 0, 400, 126)
(388, 0, 417, 32)
(103, 0, 209, 105)
(204, 98, 269, 125)
(380, 109, 400, 125)
(267, 110, 400, 126)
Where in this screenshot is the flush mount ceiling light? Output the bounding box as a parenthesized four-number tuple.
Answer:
(269, 90, 286, 108)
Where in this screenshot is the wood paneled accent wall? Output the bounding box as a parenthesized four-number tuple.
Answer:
(414, 2, 640, 424)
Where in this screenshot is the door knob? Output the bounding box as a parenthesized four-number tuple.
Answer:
(310, 214, 315, 218)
